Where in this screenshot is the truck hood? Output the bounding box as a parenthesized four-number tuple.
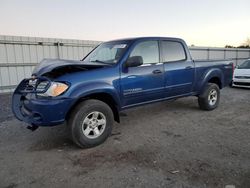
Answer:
(32, 59, 107, 77)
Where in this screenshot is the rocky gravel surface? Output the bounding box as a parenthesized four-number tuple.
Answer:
(0, 87, 249, 188)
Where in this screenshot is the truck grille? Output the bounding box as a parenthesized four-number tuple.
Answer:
(17, 77, 51, 93)
(19, 79, 36, 92)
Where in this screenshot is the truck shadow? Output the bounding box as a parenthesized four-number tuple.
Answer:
(28, 124, 78, 151)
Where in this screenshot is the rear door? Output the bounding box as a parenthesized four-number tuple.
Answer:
(120, 40, 165, 107)
(160, 40, 195, 97)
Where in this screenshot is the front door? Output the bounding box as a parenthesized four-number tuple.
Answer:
(120, 40, 165, 108)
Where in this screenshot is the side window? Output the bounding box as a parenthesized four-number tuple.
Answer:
(161, 41, 186, 62)
(129, 41, 159, 64)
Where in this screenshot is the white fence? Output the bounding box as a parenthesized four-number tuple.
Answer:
(189, 46, 250, 64)
(0, 35, 100, 93)
(0, 35, 250, 93)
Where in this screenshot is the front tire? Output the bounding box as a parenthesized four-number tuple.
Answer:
(198, 83, 220, 111)
(68, 99, 114, 148)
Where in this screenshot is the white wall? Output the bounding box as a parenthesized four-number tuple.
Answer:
(189, 47, 250, 65)
(0, 35, 100, 92)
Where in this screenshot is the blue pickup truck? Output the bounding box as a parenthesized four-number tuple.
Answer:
(12, 37, 233, 148)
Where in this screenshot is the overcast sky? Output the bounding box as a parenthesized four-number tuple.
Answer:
(0, 0, 249, 47)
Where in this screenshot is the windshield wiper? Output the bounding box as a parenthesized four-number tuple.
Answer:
(90, 60, 112, 66)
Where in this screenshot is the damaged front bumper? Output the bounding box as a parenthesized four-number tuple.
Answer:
(12, 77, 74, 127)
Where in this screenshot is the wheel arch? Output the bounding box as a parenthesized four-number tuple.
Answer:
(208, 77, 222, 89)
(66, 92, 120, 123)
(198, 68, 224, 94)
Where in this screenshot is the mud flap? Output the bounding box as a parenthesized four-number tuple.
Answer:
(27, 124, 39, 131)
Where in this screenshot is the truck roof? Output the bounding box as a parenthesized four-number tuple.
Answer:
(107, 37, 185, 43)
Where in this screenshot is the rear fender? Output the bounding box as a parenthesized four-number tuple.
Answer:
(198, 68, 224, 94)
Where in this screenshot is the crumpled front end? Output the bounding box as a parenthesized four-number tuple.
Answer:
(12, 77, 74, 126)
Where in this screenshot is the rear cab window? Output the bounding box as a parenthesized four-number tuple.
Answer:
(161, 41, 186, 63)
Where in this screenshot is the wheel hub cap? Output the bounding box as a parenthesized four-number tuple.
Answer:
(82, 111, 106, 139)
(208, 89, 217, 106)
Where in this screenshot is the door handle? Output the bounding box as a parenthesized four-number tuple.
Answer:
(152, 69, 162, 74)
(185, 66, 192, 69)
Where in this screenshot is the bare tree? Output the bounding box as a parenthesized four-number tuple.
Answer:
(225, 38, 250, 48)
(237, 38, 250, 48)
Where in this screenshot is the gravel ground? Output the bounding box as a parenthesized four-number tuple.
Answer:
(0, 87, 249, 188)
(0, 94, 13, 123)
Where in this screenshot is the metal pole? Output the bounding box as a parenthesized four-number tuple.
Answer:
(207, 48, 210, 60)
(57, 42, 60, 59)
(236, 49, 238, 66)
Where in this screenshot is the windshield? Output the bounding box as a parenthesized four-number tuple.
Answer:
(83, 41, 130, 64)
(238, 60, 250, 69)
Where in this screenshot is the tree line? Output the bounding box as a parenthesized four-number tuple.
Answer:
(225, 38, 250, 48)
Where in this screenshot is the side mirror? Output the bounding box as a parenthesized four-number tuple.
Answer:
(125, 56, 143, 67)
(235, 65, 239, 69)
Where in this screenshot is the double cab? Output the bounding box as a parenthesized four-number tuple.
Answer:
(12, 37, 233, 148)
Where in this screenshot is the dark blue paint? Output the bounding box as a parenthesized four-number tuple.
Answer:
(12, 37, 233, 127)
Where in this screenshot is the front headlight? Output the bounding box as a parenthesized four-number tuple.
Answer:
(37, 82, 69, 97)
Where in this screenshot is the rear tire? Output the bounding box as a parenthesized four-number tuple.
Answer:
(68, 99, 114, 148)
(198, 83, 220, 111)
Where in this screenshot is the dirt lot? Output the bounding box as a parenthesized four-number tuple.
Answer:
(0, 87, 249, 188)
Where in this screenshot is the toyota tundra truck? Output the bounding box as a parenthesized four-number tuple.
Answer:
(12, 37, 233, 148)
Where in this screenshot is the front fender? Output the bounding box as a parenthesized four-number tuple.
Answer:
(68, 82, 121, 108)
(198, 68, 224, 94)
